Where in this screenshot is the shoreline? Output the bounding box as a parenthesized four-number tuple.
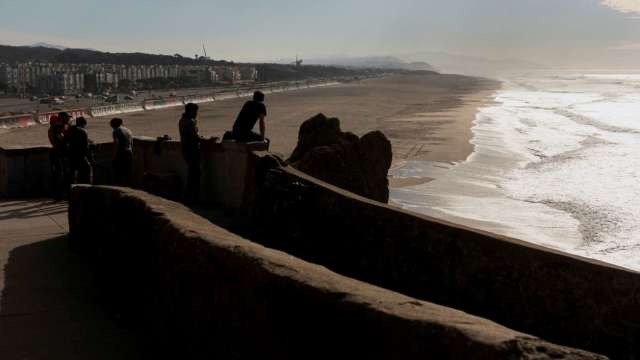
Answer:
(387, 87, 498, 188)
(389, 72, 640, 272)
(388, 78, 580, 254)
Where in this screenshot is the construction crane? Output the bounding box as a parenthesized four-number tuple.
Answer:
(196, 44, 210, 61)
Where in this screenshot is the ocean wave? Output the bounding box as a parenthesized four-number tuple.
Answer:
(391, 72, 640, 271)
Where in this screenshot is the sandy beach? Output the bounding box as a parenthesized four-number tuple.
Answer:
(0, 73, 499, 186)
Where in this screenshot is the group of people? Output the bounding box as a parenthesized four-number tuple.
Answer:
(48, 90, 269, 205)
(47, 111, 134, 199)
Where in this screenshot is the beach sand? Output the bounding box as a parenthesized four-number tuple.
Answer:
(0, 73, 499, 187)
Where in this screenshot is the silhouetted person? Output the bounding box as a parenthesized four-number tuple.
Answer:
(179, 103, 203, 205)
(231, 91, 267, 143)
(110, 118, 134, 186)
(59, 112, 73, 192)
(67, 117, 92, 184)
(48, 115, 66, 199)
(58, 111, 71, 128)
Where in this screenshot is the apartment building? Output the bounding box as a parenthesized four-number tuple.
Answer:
(0, 62, 257, 94)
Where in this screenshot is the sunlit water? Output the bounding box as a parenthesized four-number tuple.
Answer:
(391, 72, 640, 270)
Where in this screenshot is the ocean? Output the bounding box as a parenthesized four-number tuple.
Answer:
(390, 71, 640, 270)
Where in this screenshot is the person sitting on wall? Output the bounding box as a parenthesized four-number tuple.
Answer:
(110, 118, 134, 187)
(179, 103, 203, 205)
(66, 117, 92, 185)
(230, 91, 268, 143)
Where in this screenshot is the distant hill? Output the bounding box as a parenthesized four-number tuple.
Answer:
(255, 63, 386, 81)
(400, 51, 547, 76)
(287, 56, 436, 72)
(0, 45, 61, 64)
(29, 42, 68, 50)
(28, 42, 98, 52)
(0, 44, 390, 83)
(0, 44, 229, 66)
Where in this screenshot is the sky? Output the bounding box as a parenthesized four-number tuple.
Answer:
(1, 0, 640, 68)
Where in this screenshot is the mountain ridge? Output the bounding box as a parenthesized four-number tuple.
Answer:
(0, 44, 230, 65)
(29, 42, 68, 50)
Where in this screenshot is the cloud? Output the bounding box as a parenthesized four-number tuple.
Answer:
(601, 0, 640, 14)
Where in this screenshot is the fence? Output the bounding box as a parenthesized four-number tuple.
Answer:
(181, 95, 214, 104)
(143, 97, 183, 110)
(0, 114, 36, 129)
(37, 108, 90, 125)
(213, 92, 238, 101)
(90, 103, 145, 118)
(4, 80, 345, 129)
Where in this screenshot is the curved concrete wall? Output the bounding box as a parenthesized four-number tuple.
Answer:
(1, 139, 632, 358)
(0, 146, 53, 197)
(0, 138, 265, 203)
(68, 185, 602, 359)
(250, 166, 640, 359)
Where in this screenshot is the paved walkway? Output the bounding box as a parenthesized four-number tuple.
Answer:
(0, 200, 142, 359)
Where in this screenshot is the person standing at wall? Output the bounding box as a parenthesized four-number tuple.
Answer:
(179, 103, 203, 205)
(67, 117, 92, 184)
(110, 118, 134, 187)
(58, 112, 74, 192)
(231, 91, 268, 143)
(47, 115, 66, 199)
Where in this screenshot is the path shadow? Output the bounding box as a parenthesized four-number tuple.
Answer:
(0, 200, 67, 221)
(0, 235, 144, 359)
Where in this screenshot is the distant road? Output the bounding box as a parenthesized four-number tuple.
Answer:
(0, 77, 379, 115)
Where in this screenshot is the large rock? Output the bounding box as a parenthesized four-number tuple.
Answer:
(288, 114, 392, 203)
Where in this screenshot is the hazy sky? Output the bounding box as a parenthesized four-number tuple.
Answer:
(1, 0, 640, 67)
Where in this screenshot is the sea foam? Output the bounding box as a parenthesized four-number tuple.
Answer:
(391, 72, 640, 270)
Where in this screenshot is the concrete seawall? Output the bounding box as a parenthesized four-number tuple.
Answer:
(251, 166, 640, 359)
(0, 138, 266, 206)
(1, 139, 636, 357)
(0, 146, 53, 197)
(68, 185, 603, 359)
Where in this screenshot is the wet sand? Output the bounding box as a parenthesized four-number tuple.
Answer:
(0, 73, 499, 185)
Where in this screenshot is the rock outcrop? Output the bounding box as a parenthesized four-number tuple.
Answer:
(288, 114, 392, 203)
